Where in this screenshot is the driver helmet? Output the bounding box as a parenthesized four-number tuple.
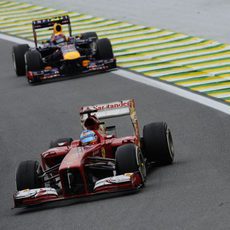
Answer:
(80, 130, 98, 145)
(51, 23, 66, 44)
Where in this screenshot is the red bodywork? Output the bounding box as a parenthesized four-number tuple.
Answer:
(13, 99, 144, 208)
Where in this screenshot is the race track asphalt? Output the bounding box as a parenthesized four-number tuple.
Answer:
(0, 38, 230, 230)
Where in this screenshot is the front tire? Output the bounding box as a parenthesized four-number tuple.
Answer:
(12, 44, 29, 76)
(143, 122, 174, 165)
(25, 50, 43, 83)
(25, 50, 43, 72)
(16, 160, 44, 191)
(115, 144, 146, 180)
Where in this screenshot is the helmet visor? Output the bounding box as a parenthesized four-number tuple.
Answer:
(80, 130, 97, 145)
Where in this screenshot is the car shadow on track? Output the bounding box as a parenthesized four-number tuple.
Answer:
(12, 188, 140, 215)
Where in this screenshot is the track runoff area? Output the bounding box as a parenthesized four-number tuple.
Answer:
(0, 1, 229, 114)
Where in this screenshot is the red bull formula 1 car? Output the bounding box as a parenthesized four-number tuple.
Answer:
(12, 15, 116, 84)
(13, 99, 174, 208)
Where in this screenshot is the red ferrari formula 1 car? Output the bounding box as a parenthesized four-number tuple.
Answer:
(13, 99, 174, 208)
(12, 15, 116, 84)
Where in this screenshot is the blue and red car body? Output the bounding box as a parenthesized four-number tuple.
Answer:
(12, 15, 116, 83)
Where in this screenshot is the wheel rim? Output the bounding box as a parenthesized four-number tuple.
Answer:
(166, 128, 174, 160)
(12, 52, 16, 71)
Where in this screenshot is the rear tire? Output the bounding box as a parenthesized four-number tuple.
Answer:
(16, 160, 44, 191)
(12, 44, 29, 76)
(50, 137, 73, 148)
(96, 38, 114, 60)
(143, 122, 174, 165)
(81, 32, 98, 40)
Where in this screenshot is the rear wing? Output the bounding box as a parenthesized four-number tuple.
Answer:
(80, 99, 141, 145)
(32, 15, 71, 29)
(32, 15, 72, 47)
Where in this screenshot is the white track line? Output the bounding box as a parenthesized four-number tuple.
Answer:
(0, 33, 35, 46)
(0, 33, 229, 115)
(116, 69, 230, 114)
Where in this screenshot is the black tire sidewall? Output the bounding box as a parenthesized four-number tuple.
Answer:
(16, 160, 43, 191)
(81, 32, 98, 40)
(12, 44, 29, 76)
(115, 144, 139, 175)
(25, 50, 43, 72)
(143, 122, 174, 165)
(96, 38, 114, 60)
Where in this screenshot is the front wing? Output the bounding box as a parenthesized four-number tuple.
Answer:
(13, 172, 143, 208)
(26, 58, 116, 83)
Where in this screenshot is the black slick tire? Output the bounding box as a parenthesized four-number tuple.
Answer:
(16, 160, 43, 191)
(115, 144, 139, 175)
(25, 50, 43, 83)
(25, 50, 43, 72)
(81, 32, 98, 40)
(95, 38, 114, 60)
(12, 44, 29, 76)
(143, 122, 174, 165)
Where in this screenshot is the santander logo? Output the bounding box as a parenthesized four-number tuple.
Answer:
(95, 101, 130, 111)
